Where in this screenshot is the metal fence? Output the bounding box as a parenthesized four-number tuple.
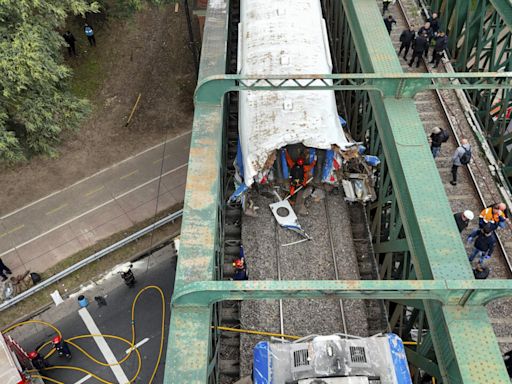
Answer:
(0, 209, 183, 311)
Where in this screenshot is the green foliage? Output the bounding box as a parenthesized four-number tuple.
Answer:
(96, 0, 171, 18)
(0, 0, 99, 163)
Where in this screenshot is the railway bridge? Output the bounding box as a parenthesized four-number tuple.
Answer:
(165, 0, 512, 383)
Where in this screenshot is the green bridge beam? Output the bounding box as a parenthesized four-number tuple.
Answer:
(343, 0, 510, 382)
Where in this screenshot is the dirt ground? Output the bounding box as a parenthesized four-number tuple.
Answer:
(0, 4, 196, 216)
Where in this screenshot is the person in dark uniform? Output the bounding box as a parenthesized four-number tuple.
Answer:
(383, 15, 397, 35)
(409, 32, 429, 68)
(0, 258, 12, 281)
(382, 0, 392, 14)
(62, 31, 76, 56)
(398, 25, 416, 60)
(417, 22, 433, 57)
(52, 336, 72, 359)
(429, 31, 448, 68)
(453, 210, 474, 232)
(428, 12, 440, 35)
(28, 351, 52, 371)
(430, 126, 448, 158)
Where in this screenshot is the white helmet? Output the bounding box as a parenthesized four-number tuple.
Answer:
(463, 210, 474, 220)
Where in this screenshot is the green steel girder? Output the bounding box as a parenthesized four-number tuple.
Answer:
(489, 0, 512, 29)
(194, 72, 512, 104)
(171, 279, 512, 307)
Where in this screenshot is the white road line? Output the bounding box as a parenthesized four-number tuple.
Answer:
(0, 130, 192, 220)
(125, 337, 150, 354)
(78, 308, 129, 384)
(0, 163, 188, 258)
(73, 374, 92, 384)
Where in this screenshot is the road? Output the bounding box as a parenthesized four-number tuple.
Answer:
(0, 132, 190, 277)
(18, 246, 176, 384)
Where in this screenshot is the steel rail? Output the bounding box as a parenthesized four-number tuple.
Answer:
(395, 0, 512, 275)
(0, 209, 183, 312)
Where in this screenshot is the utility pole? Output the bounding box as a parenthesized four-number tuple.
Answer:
(183, 0, 200, 78)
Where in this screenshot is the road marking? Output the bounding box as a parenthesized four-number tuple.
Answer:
(120, 170, 139, 180)
(125, 337, 150, 354)
(84, 186, 105, 197)
(73, 374, 92, 384)
(0, 163, 188, 258)
(46, 203, 68, 216)
(78, 307, 129, 384)
(153, 155, 171, 164)
(0, 224, 25, 238)
(0, 130, 192, 220)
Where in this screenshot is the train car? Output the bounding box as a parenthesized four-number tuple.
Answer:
(253, 333, 412, 384)
(232, 0, 376, 205)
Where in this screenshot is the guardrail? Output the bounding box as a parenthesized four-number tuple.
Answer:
(0, 209, 183, 311)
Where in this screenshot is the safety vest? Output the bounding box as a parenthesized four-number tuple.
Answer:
(85, 26, 94, 36)
(479, 207, 505, 224)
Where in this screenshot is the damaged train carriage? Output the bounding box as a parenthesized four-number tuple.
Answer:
(230, 0, 378, 214)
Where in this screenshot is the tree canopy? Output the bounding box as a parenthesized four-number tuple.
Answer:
(0, 0, 99, 163)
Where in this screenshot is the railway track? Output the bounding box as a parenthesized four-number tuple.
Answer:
(383, 0, 512, 353)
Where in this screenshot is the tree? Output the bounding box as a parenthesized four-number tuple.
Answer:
(0, 0, 99, 163)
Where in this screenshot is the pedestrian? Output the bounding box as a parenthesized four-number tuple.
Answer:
(398, 25, 416, 60)
(453, 210, 474, 233)
(62, 31, 76, 56)
(0, 258, 12, 282)
(409, 32, 429, 68)
(84, 23, 96, 46)
(382, 0, 392, 14)
(430, 126, 448, 158)
(450, 138, 471, 185)
(429, 31, 448, 68)
(468, 224, 495, 271)
(28, 351, 52, 371)
(417, 22, 433, 57)
(428, 12, 440, 36)
(52, 336, 72, 359)
(383, 15, 397, 35)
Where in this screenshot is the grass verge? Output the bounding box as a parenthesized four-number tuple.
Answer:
(0, 204, 182, 329)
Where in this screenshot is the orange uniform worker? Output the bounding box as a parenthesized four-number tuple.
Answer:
(468, 203, 509, 243)
(285, 151, 316, 196)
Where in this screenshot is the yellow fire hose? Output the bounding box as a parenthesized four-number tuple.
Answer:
(3, 285, 165, 384)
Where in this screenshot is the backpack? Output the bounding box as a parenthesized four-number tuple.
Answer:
(460, 146, 471, 165)
(440, 129, 449, 143)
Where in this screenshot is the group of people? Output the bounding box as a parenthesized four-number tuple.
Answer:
(62, 23, 97, 57)
(453, 203, 510, 278)
(28, 336, 72, 373)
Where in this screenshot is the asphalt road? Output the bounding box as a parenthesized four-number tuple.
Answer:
(0, 131, 190, 278)
(21, 247, 176, 384)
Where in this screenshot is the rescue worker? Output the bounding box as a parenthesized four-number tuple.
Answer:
(429, 31, 448, 68)
(52, 336, 72, 359)
(468, 224, 495, 271)
(286, 152, 316, 197)
(453, 210, 474, 233)
(232, 245, 248, 281)
(398, 25, 416, 60)
(417, 22, 433, 57)
(28, 351, 51, 371)
(450, 138, 471, 186)
(382, 0, 392, 15)
(409, 32, 429, 68)
(473, 203, 508, 233)
(383, 15, 397, 35)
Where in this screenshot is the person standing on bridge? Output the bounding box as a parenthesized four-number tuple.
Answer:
(453, 210, 474, 233)
(449, 138, 471, 186)
(417, 22, 433, 57)
(430, 31, 448, 68)
(383, 15, 397, 35)
(382, 0, 392, 14)
(429, 126, 449, 158)
(409, 32, 429, 68)
(468, 224, 495, 271)
(398, 25, 416, 60)
(0, 258, 12, 281)
(428, 12, 441, 36)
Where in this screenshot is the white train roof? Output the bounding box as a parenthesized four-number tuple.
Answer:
(238, 0, 351, 185)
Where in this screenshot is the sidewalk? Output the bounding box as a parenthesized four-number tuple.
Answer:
(0, 131, 191, 278)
